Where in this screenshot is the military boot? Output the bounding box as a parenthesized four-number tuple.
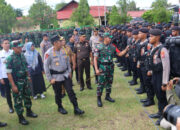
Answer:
(0, 122, 7, 127)
(73, 103, 84, 115)
(105, 93, 115, 102)
(26, 108, 38, 118)
(18, 114, 29, 125)
(97, 96, 103, 107)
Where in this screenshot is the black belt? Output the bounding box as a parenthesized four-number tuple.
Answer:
(50, 69, 67, 75)
(80, 58, 89, 61)
(99, 62, 113, 65)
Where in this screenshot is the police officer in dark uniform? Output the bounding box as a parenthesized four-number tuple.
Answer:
(129, 30, 139, 85)
(74, 31, 93, 91)
(148, 29, 170, 125)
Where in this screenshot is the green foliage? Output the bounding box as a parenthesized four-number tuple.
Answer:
(71, 0, 94, 26)
(14, 8, 23, 17)
(62, 20, 75, 28)
(142, 10, 154, 23)
(28, 0, 58, 29)
(127, 0, 139, 11)
(116, 0, 132, 24)
(142, 0, 172, 23)
(15, 17, 34, 29)
(0, 0, 16, 33)
(55, 2, 66, 11)
(108, 6, 121, 25)
(153, 8, 172, 23)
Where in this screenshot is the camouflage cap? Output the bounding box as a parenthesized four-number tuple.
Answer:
(103, 33, 113, 38)
(11, 40, 23, 48)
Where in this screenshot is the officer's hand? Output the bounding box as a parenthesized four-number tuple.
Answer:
(28, 76, 32, 83)
(91, 60, 94, 66)
(69, 73, 72, 79)
(73, 64, 76, 71)
(177, 118, 180, 130)
(166, 81, 173, 90)
(96, 69, 101, 76)
(137, 64, 140, 68)
(12, 85, 18, 93)
(0, 79, 5, 85)
(161, 85, 167, 91)
(173, 77, 180, 84)
(125, 46, 130, 51)
(50, 79, 56, 85)
(147, 71, 152, 76)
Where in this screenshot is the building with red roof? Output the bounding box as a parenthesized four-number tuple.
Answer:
(56, 0, 109, 27)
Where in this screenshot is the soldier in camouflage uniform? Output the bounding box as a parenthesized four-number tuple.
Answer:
(94, 33, 129, 107)
(6, 40, 38, 125)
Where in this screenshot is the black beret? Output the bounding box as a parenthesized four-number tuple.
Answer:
(94, 28, 99, 31)
(79, 31, 86, 36)
(74, 29, 78, 32)
(51, 35, 60, 43)
(139, 27, 149, 33)
(155, 24, 163, 30)
(127, 28, 133, 32)
(43, 33, 48, 37)
(149, 29, 162, 36)
(132, 30, 139, 35)
(171, 26, 180, 31)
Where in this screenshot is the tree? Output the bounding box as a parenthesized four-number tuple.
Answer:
(0, 0, 16, 33)
(153, 8, 171, 23)
(71, 0, 94, 26)
(151, 0, 169, 9)
(28, 0, 58, 29)
(108, 6, 121, 25)
(14, 8, 23, 17)
(142, 10, 154, 23)
(127, 0, 139, 11)
(117, 0, 132, 24)
(55, 2, 66, 11)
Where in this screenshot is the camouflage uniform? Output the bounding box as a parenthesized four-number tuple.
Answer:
(6, 52, 32, 115)
(94, 43, 116, 96)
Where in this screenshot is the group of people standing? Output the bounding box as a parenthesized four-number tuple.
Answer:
(0, 22, 180, 130)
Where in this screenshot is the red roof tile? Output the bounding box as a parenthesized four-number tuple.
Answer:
(127, 11, 146, 18)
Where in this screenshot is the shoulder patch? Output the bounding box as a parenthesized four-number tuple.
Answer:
(161, 50, 165, 58)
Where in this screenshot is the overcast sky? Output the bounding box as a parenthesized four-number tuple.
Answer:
(5, 0, 179, 15)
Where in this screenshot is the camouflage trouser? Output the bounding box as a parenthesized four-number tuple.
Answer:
(12, 79, 32, 115)
(97, 64, 114, 96)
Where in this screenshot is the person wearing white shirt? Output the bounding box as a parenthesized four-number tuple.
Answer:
(0, 39, 14, 113)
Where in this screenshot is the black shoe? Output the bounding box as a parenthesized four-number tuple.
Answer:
(140, 98, 149, 103)
(80, 87, 84, 91)
(115, 60, 119, 63)
(143, 100, 155, 107)
(9, 108, 14, 113)
(128, 80, 133, 83)
(155, 117, 163, 126)
(97, 96, 103, 107)
(18, 115, 29, 125)
(105, 94, 115, 102)
(136, 89, 145, 94)
(0, 122, 7, 127)
(135, 88, 141, 91)
(58, 107, 68, 114)
(121, 67, 127, 71)
(124, 72, 131, 77)
(117, 63, 121, 67)
(74, 107, 85, 115)
(130, 81, 138, 86)
(87, 86, 92, 90)
(149, 112, 161, 119)
(26, 109, 38, 118)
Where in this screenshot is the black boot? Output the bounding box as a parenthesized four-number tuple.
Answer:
(124, 72, 132, 77)
(105, 93, 115, 102)
(130, 80, 138, 86)
(149, 112, 162, 119)
(0, 122, 7, 127)
(128, 80, 133, 84)
(26, 108, 38, 118)
(87, 86, 93, 90)
(121, 67, 127, 71)
(97, 96, 103, 107)
(73, 104, 85, 115)
(58, 105, 68, 114)
(18, 114, 29, 125)
(136, 89, 145, 94)
(80, 87, 84, 91)
(143, 99, 155, 107)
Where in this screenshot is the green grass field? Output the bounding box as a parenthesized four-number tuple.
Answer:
(0, 63, 165, 130)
